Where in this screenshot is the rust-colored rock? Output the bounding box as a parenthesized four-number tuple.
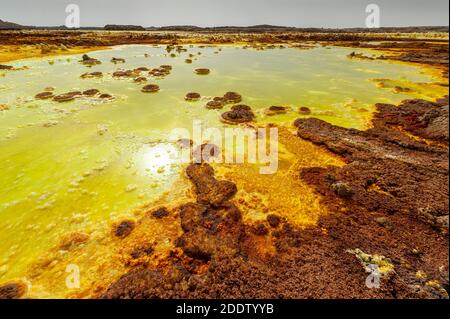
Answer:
(35, 91, 54, 99)
(141, 84, 160, 93)
(134, 76, 147, 83)
(267, 214, 281, 228)
(331, 182, 354, 199)
(53, 91, 81, 102)
(79, 54, 101, 66)
(194, 68, 210, 75)
(0, 282, 26, 299)
(111, 57, 125, 63)
(130, 244, 154, 259)
(113, 70, 133, 77)
(83, 89, 100, 96)
(185, 163, 237, 206)
(81, 71, 103, 78)
(192, 143, 221, 163)
(223, 92, 242, 104)
(221, 106, 255, 124)
(251, 223, 269, 236)
(0, 64, 13, 70)
(59, 232, 90, 250)
(265, 105, 290, 115)
(205, 100, 224, 109)
(113, 220, 136, 238)
(185, 92, 201, 101)
(160, 65, 172, 71)
(151, 207, 170, 219)
(299, 106, 311, 115)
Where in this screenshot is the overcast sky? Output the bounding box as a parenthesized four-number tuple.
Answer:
(0, 0, 448, 28)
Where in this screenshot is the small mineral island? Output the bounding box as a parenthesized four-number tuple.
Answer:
(0, 0, 448, 306)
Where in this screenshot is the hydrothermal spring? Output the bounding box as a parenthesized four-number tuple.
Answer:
(0, 44, 446, 297)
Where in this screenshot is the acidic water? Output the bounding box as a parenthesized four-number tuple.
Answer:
(0, 44, 444, 294)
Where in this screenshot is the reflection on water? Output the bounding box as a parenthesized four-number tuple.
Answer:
(0, 44, 445, 295)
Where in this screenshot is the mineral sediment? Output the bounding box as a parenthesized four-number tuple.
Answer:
(194, 68, 210, 75)
(141, 84, 160, 93)
(185, 92, 201, 101)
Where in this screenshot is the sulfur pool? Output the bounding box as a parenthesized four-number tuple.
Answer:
(0, 44, 445, 297)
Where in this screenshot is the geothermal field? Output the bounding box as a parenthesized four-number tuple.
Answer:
(0, 29, 448, 299)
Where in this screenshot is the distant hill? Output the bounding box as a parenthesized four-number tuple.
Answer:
(0, 18, 448, 33)
(0, 19, 23, 29)
(104, 24, 145, 31)
(154, 25, 449, 33)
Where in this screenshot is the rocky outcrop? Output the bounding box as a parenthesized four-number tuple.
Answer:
(295, 97, 449, 230)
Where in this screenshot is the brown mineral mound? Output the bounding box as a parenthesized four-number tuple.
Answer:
(0, 64, 13, 70)
(111, 57, 125, 63)
(205, 100, 224, 109)
(194, 68, 210, 75)
(0, 282, 27, 299)
(185, 92, 201, 101)
(35, 91, 54, 99)
(113, 70, 134, 77)
(221, 105, 255, 124)
(295, 97, 449, 230)
(53, 91, 81, 102)
(79, 54, 101, 66)
(134, 76, 147, 83)
(264, 105, 290, 116)
(223, 91, 242, 104)
(83, 89, 100, 96)
(81, 71, 103, 78)
(299, 106, 312, 115)
(101, 163, 246, 298)
(141, 84, 160, 93)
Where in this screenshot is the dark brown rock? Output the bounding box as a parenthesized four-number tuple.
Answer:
(192, 143, 221, 163)
(53, 91, 81, 102)
(111, 57, 125, 63)
(185, 92, 201, 101)
(299, 106, 311, 115)
(151, 207, 170, 219)
(81, 71, 103, 78)
(113, 70, 133, 77)
(134, 76, 147, 83)
(0, 282, 26, 299)
(331, 182, 354, 199)
(221, 108, 255, 124)
(185, 163, 237, 206)
(82, 89, 99, 96)
(141, 84, 160, 93)
(265, 105, 290, 115)
(205, 100, 224, 109)
(114, 220, 135, 238)
(223, 92, 242, 104)
(35, 91, 54, 99)
(195, 68, 210, 75)
(99, 93, 113, 99)
(267, 214, 281, 228)
(252, 223, 269, 236)
(130, 244, 154, 259)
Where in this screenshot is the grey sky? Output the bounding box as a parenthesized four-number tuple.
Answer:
(0, 0, 448, 28)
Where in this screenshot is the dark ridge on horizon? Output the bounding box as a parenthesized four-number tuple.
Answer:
(1, 19, 448, 33)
